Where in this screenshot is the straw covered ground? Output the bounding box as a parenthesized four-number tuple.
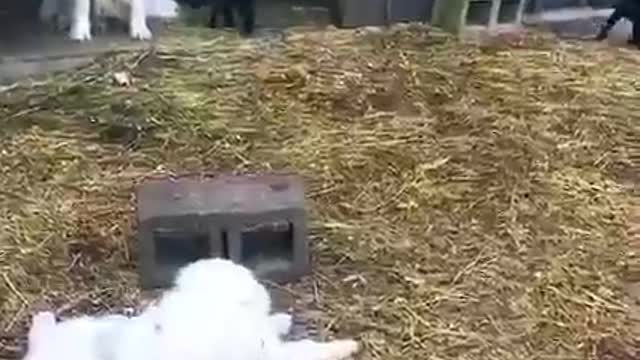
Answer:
(1, 24, 640, 359)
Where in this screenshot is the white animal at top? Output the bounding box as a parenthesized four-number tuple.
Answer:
(38, 0, 178, 41)
(21, 258, 361, 360)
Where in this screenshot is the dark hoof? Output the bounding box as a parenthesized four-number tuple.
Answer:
(242, 23, 255, 36)
(240, 29, 255, 37)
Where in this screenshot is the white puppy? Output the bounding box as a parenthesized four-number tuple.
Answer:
(149, 258, 361, 360)
(21, 258, 361, 360)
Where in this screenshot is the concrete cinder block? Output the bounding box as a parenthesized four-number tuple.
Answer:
(433, 0, 526, 34)
(136, 173, 310, 289)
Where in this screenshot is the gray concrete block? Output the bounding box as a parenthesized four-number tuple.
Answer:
(136, 174, 310, 289)
(434, 0, 526, 34)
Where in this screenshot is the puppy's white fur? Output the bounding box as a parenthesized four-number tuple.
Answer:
(150, 259, 360, 360)
(22, 259, 360, 360)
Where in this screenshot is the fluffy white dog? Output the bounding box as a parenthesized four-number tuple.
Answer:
(21, 258, 361, 360)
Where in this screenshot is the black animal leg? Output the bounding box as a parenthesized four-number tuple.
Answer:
(209, 3, 219, 28)
(630, 20, 640, 48)
(238, 0, 256, 35)
(596, 9, 622, 40)
(222, 3, 235, 28)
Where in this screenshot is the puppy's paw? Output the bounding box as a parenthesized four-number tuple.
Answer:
(269, 313, 293, 336)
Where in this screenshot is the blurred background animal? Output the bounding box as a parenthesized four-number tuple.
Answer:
(175, 0, 256, 35)
(21, 259, 360, 360)
(39, 0, 178, 41)
(595, 0, 640, 47)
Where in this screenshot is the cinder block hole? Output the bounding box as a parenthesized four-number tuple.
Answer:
(222, 231, 230, 258)
(498, 0, 520, 23)
(466, 1, 493, 26)
(153, 229, 211, 270)
(240, 221, 294, 275)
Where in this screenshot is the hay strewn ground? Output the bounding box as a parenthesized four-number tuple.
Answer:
(1, 24, 640, 359)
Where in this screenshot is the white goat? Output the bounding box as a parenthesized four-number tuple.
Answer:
(39, 0, 178, 41)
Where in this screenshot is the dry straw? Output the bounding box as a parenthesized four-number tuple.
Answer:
(1, 24, 640, 360)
